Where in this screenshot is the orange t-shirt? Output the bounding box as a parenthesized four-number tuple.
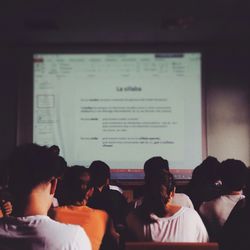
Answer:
(50, 205, 108, 250)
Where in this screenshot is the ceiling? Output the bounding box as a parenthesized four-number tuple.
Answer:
(1, 0, 250, 44)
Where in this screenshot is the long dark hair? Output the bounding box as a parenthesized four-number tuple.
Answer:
(137, 169, 175, 223)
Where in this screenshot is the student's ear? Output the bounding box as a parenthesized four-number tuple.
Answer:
(86, 187, 94, 200)
(170, 187, 176, 199)
(106, 178, 110, 186)
(50, 178, 58, 195)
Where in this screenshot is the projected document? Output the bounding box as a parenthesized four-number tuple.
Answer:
(33, 53, 202, 170)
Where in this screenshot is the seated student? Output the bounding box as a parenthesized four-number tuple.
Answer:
(87, 161, 129, 228)
(50, 165, 108, 250)
(126, 169, 208, 242)
(186, 156, 223, 210)
(219, 167, 250, 250)
(131, 156, 194, 209)
(0, 143, 91, 250)
(199, 159, 247, 241)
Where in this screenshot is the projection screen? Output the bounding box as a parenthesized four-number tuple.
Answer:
(33, 52, 203, 178)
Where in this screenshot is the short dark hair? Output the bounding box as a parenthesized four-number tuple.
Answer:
(89, 160, 110, 188)
(144, 156, 169, 181)
(63, 165, 90, 204)
(8, 143, 66, 197)
(49, 145, 60, 155)
(191, 156, 221, 185)
(221, 159, 248, 192)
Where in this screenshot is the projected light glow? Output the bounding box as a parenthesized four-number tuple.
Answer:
(33, 53, 202, 176)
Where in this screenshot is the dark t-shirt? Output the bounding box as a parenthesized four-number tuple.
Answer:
(87, 186, 128, 227)
(219, 198, 250, 250)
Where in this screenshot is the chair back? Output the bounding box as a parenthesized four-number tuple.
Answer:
(125, 242, 219, 250)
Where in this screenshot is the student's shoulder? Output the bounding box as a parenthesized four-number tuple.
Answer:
(108, 189, 123, 196)
(46, 218, 91, 248)
(19, 216, 91, 249)
(86, 206, 109, 221)
(93, 206, 109, 215)
(44, 216, 82, 231)
(181, 207, 202, 220)
(199, 196, 221, 211)
(174, 193, 190, 199)
(107, 189, 127, 201)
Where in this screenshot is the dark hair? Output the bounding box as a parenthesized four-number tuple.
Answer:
(8, 143, 66, 197)
(62, 165, 90, 204)
(191, 156, 221, 185)
(138, 169, 175, 223)
(144, 156, 169, 182)
(221, 159, 248, 192)
(49, 145, 60, 154)
(49, 145, 60, 156)
(89, 160, 110, 188)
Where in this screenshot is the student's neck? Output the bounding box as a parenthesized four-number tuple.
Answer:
(74, 200, 87, 206)
(165, 203, 182, 217)
(16, 195, 49, 217)
(98, 185, 106, 192)
(229, 190, 242, 195)
(22, 207, 47, 217)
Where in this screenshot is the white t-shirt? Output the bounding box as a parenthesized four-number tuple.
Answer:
(171, 193, 194, 209)
(133, 193, 194, 209)
(199, 194, 245, 234)
(0, 215, 91, 250)
(109, 185, 123, 194)
(127, 207, 208, 242)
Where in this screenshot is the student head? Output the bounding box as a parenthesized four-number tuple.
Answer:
(8, 143, 65, 215)
(220, 159, 248, 193)
(144, 156, 169, 182)
(63, 165, 92, 205)
(140, 169, 175, 223)
(191, 156, 221, 185)
(49, 145, 60, 156)
(89, 160, 110, 188)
